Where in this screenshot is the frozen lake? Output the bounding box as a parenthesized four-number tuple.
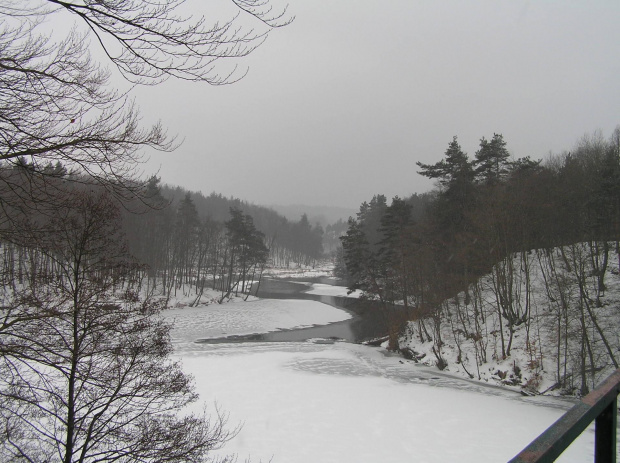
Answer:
(167, 282, 594, 463)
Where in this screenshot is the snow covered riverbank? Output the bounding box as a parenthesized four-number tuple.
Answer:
(166, 297, 351, 343)
(398, 245, 620, 397)
(170, 288, 594, 463)
(303, 282, 362, 298)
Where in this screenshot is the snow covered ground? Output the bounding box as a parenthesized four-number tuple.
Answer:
(165, 298, 351, 342)
(171, 295, 594, 463)
(303, 283, 362, 298)
(399, 245, 620, 396)
(262, 266, 334, 279)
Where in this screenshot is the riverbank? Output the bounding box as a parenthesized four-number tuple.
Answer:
(397, 245, 620, 397)
(160, 272, 592, 462)
(172, 307, 593, 463)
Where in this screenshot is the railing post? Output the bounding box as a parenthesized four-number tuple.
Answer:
(509, 369, 620, 463)
(595, 395, 617, 463)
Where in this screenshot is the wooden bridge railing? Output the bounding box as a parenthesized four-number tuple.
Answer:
(509, 369, 620, 463)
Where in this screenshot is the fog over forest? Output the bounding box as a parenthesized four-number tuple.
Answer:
(137, 1, 620, 208)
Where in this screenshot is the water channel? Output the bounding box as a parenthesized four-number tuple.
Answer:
(197, 277, 388, 344)
(183, 276, 591, 462)
(193, 277, 581, 409)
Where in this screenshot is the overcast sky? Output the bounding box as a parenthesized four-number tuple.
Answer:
(131, 0, 620, 209)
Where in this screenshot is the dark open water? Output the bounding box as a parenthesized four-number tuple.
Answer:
(196, 277, 387, 344)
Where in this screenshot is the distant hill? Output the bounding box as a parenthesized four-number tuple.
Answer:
(267, 204, 356, 227)
(152, 184, 325, 263)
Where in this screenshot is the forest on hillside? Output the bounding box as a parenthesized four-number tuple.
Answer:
(338, 129, 620, 395)
(121, 181, 326, 302)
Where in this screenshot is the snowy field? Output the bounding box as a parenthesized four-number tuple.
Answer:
(171, 296, 594, 463)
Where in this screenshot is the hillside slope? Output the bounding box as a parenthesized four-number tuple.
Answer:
(399, 242, 620, 396)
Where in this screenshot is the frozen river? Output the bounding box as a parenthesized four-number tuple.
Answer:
(167, 280, 594, 463)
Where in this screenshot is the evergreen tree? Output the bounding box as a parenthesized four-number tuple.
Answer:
(417, 136, 476, 234)
(340, 195, 389, 300)
(379, 197, 414, 307)
(473, 133, 511, 184)
(173, 193, 200, 288)
(416, 136, 474, 189)
(222, 207, 269, 299)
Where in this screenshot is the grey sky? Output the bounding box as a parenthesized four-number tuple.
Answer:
(132, 0, 620, 209)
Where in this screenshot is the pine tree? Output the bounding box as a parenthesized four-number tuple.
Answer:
(340, 195, 389, 301)
(473, 133, 511, 184)
(222, 208, 268, 299)
(417, 136, 475, 233)
(379, 197, 414, 307)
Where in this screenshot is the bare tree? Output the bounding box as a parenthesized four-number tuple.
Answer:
(0, 0, 292, 211)
(0, 190, 236, 462)
(42, 0, 293, 84)
(0, 1, 291, 459)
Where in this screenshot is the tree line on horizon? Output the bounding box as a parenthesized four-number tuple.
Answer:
(338, 128, 620, 394)
(121, 180, 325, 303)
(157, 184, 325, 267)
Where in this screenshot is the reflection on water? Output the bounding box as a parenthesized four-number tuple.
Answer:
(196, 278, 387, 344)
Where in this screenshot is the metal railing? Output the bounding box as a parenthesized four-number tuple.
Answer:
(509, 369, 620, 463)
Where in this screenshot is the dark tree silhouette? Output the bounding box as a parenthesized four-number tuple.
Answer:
(0, 191, 235, 462)
(0, 1, 292, 458)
